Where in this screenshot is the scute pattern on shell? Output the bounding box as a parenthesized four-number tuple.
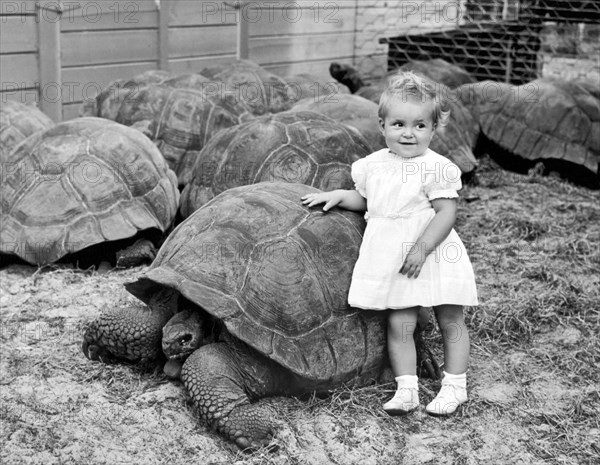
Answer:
(0, 101, 54, 159)
(292, 94, 385, 152)
(178, 110, 372, 218)
(127, 182, 387, 384)
(0, 117, 179, 265)
(478, 79, 600, 174)
(199, 60, 292, 115)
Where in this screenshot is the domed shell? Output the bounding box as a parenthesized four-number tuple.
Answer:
(178, 110, 371, 218)
(1, 101, 54, 159)
(292, 94, 385, 151)
(477, 78, 599, 174)
(199, 59, 292, 115)
(82, 69, 173, 120)
(127, 182, 386, 384)
(1, 117, 179, 265)
(115, 81, 254, 184)
(430, 97, 479, 176)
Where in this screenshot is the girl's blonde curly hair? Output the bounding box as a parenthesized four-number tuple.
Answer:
(378, 71, 451, 128)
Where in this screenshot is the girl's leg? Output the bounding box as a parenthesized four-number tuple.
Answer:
(383, 307, 420, 415)
(387, 307, 420, 375)
(426, 304, 470, 416)
(435, 304, 470, 374)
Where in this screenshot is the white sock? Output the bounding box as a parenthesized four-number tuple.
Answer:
(442, 371, 467, 388)
(395, 374, 418, 389)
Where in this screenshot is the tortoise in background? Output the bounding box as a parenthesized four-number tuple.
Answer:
(101, 79, 254, 185)
(82, 69, 172, 121)
(82, 182, 438, 449)
(178, 110, 372, 218)
(0, 117, 179, 266)
(0, 101, 54, 159)
(199, 59, 292, 115)
(283, 72, 351, 104)
(466, 78, 599, 187)
(292, 94, 386, 152)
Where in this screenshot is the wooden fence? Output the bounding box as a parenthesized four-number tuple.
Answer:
(0, 0, 456, 122)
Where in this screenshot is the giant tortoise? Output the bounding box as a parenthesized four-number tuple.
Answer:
(292, 94, 386, 152)
(0, 101, 54, 159)
(82, 182, 437, 449)
(0, 117, 179, 266)
(178, 110, 372, 218)
(83, 71, 255, 185)
(199, 59, 292, 115)
(464, 78, 600, 186)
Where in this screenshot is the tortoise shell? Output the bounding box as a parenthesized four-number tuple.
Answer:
(292, 94, 385, 151)
(178, 110, 371, 218)
(199, 60, 292, 115)
(476, 78, 599, 174)
(283, 73, 350, 103)
(82, 69, 172, 120)
(127, 182, 387, 384)
(113, 80, 254, 184)
(0, 117, 179, 265)
(0, 101, 54, 159)
(430, 97, 479, 176)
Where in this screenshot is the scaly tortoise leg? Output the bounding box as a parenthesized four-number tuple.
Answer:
(181, 341, 288, 450)
(82, 289, 177, 364)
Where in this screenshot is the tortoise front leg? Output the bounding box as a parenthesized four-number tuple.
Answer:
(82, 289, 177, 364)
(181, 342, 288, 450)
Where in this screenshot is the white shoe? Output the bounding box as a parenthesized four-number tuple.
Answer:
(383, 387, 420, 416)
(425, 383, 468, 416)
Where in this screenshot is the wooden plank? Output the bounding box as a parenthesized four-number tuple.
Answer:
(60, 7, 158, 31)
(0, 54, 38, 87)
(250, 32, 355, 63)
(169, 25, 237, 58)
(62, 29, 158, 66)
(38, 1, 62, 121)
(247, 4, 355, 37)
(0, 16, 37, 53)
(168, 54, 237, 74)
(169, 0, 237, 27)
(61, 61, 157, 103)
(0, 88, 40, 105)
(158, 0, 170, 69)
(0, 0, 37, 15)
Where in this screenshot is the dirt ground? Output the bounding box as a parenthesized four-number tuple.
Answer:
(1, 158, 599, 465)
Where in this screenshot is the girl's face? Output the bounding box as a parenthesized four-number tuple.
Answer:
(379, 95, 436, 159)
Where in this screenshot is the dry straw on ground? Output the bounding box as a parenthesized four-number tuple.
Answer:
(1, 156, 599, 465)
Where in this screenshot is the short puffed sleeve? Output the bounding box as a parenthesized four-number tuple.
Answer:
(423, 157, 462, 200)
(351, 158, 367, 198)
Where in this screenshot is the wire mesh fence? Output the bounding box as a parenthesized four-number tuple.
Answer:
(353, 0, 600, 85)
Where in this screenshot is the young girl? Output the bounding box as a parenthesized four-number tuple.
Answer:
(301, 72, 478, 416)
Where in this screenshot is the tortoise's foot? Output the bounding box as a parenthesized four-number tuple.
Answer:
(115, 239, 157, 269)
(216, 403, 278, 451)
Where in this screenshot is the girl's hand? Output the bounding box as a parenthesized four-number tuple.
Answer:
(400, 243, 427, 278)
(301, 192, 341, 211)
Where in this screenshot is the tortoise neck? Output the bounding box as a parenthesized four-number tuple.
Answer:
(148, 288, 179, 317)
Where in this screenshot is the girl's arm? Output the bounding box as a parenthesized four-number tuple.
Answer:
(301, 189, 367, 212)
(400, 198, 457, 278)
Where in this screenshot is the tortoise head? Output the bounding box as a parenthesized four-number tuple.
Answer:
(162, 308, 207, 361)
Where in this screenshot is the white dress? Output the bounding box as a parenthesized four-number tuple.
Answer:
(347, 148, 479, 310)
